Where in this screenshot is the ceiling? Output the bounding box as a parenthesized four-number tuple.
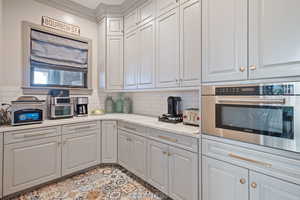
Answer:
(69, 0, 126, 9)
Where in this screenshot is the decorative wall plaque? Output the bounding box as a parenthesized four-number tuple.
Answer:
(42, 16, 80, 35)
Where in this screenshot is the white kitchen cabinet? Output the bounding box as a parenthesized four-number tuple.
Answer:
(250, 171, 300, 200)
(124, 30, 139, 89)
(202, 156, 248, 200)
(101, 121, 118, 163)
(124, 9, 139, 34)
(107, 17, 124, 36)
(156, 8, 180, 88)
(118, 130, 132, 169)
(138, 21, 155, 88)
(4, 136, 61, 196)
(179, 0, 201, 87)
(147, 139, 169, 194)
(202, 0, 248, 83)
(156, 0, 179, 17)
(62, 128, 100, 176)
(249, 0, 300, 80)
(106, 35, 124, 90)
(131, 134, 147, 180)
(168, 146, 198, 200)
(138, 0, 156, 25)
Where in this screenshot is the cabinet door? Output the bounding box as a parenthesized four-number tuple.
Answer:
(202, 156, 248, 200)
(107, 17, 123, 36)
(147, 140, 169, 194)
(124, 30, 139, 89)
(124, 9, 138, 34)
(118, 130, 132, 170)
(138, 21, 155, 89)
(62, 131, 100, 176)
(156, 8, 180, 88)
(131, 134, 147, 180)
(180, 0, 201, 87)
(139, 0, 156, 25)
(3, 137, 61, 196)
(202, 0, 248, 82)
(168, 146, 198, 200)
(101, 121, 118, 163)
(250, 171, 300, 200)
(107, 36, 124, 90)
(249, 0, 300, 79)
(156, 0, 179, 17)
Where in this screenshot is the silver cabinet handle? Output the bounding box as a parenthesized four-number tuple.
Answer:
(229, 153, 272, 168)
(218, 98, 286, 105)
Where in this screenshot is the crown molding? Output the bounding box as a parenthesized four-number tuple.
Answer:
(34, 0, 144, 23)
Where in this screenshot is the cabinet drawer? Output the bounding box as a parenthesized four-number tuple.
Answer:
(148, 128, 198, 152)
(62, 121, 100, 135)
(202, 139, 300, 185)
(4, 126, 60, 144)
(118, 121, 147, 137)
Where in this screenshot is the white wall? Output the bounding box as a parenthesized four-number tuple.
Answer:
(0, 0, 101, 110)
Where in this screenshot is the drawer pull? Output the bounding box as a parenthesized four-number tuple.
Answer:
(23, 132, 52, 138)
(158, 135, 178, 143)
(240, 178, 246, 184)
(124, 126, 137, 132)
(228, 153, 272, 168)
(251, 182, 257, 189)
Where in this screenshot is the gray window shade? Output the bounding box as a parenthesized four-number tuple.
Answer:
(31, 30, 88, 68)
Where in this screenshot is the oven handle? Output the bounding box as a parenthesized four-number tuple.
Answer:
(217, 98, 286, 105)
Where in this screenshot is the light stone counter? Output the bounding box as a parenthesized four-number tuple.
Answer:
(0, 114, 200, 138)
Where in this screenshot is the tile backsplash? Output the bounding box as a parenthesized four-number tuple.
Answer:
(0, 86, 200, 117)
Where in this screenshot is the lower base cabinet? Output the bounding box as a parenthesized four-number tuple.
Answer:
(148, 139, 198, 200)
(3, 136, 61, 196)
(203, 156, 300, 200)
(101, 121, 118, 163)
(62, 128, 100, 176)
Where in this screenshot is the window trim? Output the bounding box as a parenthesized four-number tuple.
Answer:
(22, 21, 93, 95)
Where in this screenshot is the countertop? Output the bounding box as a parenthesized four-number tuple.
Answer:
(0, 114, 200, 138)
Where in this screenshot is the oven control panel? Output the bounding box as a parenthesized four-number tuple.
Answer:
(216, 85, 294, 96)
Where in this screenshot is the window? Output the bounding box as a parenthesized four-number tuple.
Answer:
(22, 21, 92, 94)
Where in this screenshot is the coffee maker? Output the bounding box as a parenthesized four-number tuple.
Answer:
(74, 97, 88, 116)
(158, 96, 183, 123)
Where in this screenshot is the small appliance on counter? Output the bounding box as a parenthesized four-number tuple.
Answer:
(183, 108, 200, 126)
(9, 96, 45, 126)
(74, 97, 88, 116)
(159, 96, 183, 124)
(47, 89, 73, 119)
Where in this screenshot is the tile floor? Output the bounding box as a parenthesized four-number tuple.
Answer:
(9, 165, 171, 200)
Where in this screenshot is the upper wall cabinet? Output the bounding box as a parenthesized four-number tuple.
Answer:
(107, 18, 124, 35)
(124, 30, 139, 89)
(138, 0, 156, 25)
(156, 8, 180, 88)
(202, 0, 248, 83)
(124, 9, 139, 34)
(180, 0, 201, 87)
(156, 0, 180, 17)
(107, 35, 124, 90)
(249, 0, 300, 80)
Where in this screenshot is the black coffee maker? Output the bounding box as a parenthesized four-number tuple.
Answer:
(159, 96, 183, 123)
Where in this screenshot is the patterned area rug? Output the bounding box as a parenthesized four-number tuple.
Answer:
(11, 165, 171, 200)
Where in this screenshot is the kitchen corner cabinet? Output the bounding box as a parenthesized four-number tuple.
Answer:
(3, 127, 61, 196)
(202, 156, 248, 200)
(248, 0, 300, 80)
(202, 0, 248, 83)
(180, 0, 201, 87)
(61, 122, 101, 176)
(101, 121, 118, 163)
(156, 8, 180, 88)
(106, 35, 124, 90)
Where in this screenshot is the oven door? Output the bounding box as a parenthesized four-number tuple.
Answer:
(202, 96, 300, 153)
